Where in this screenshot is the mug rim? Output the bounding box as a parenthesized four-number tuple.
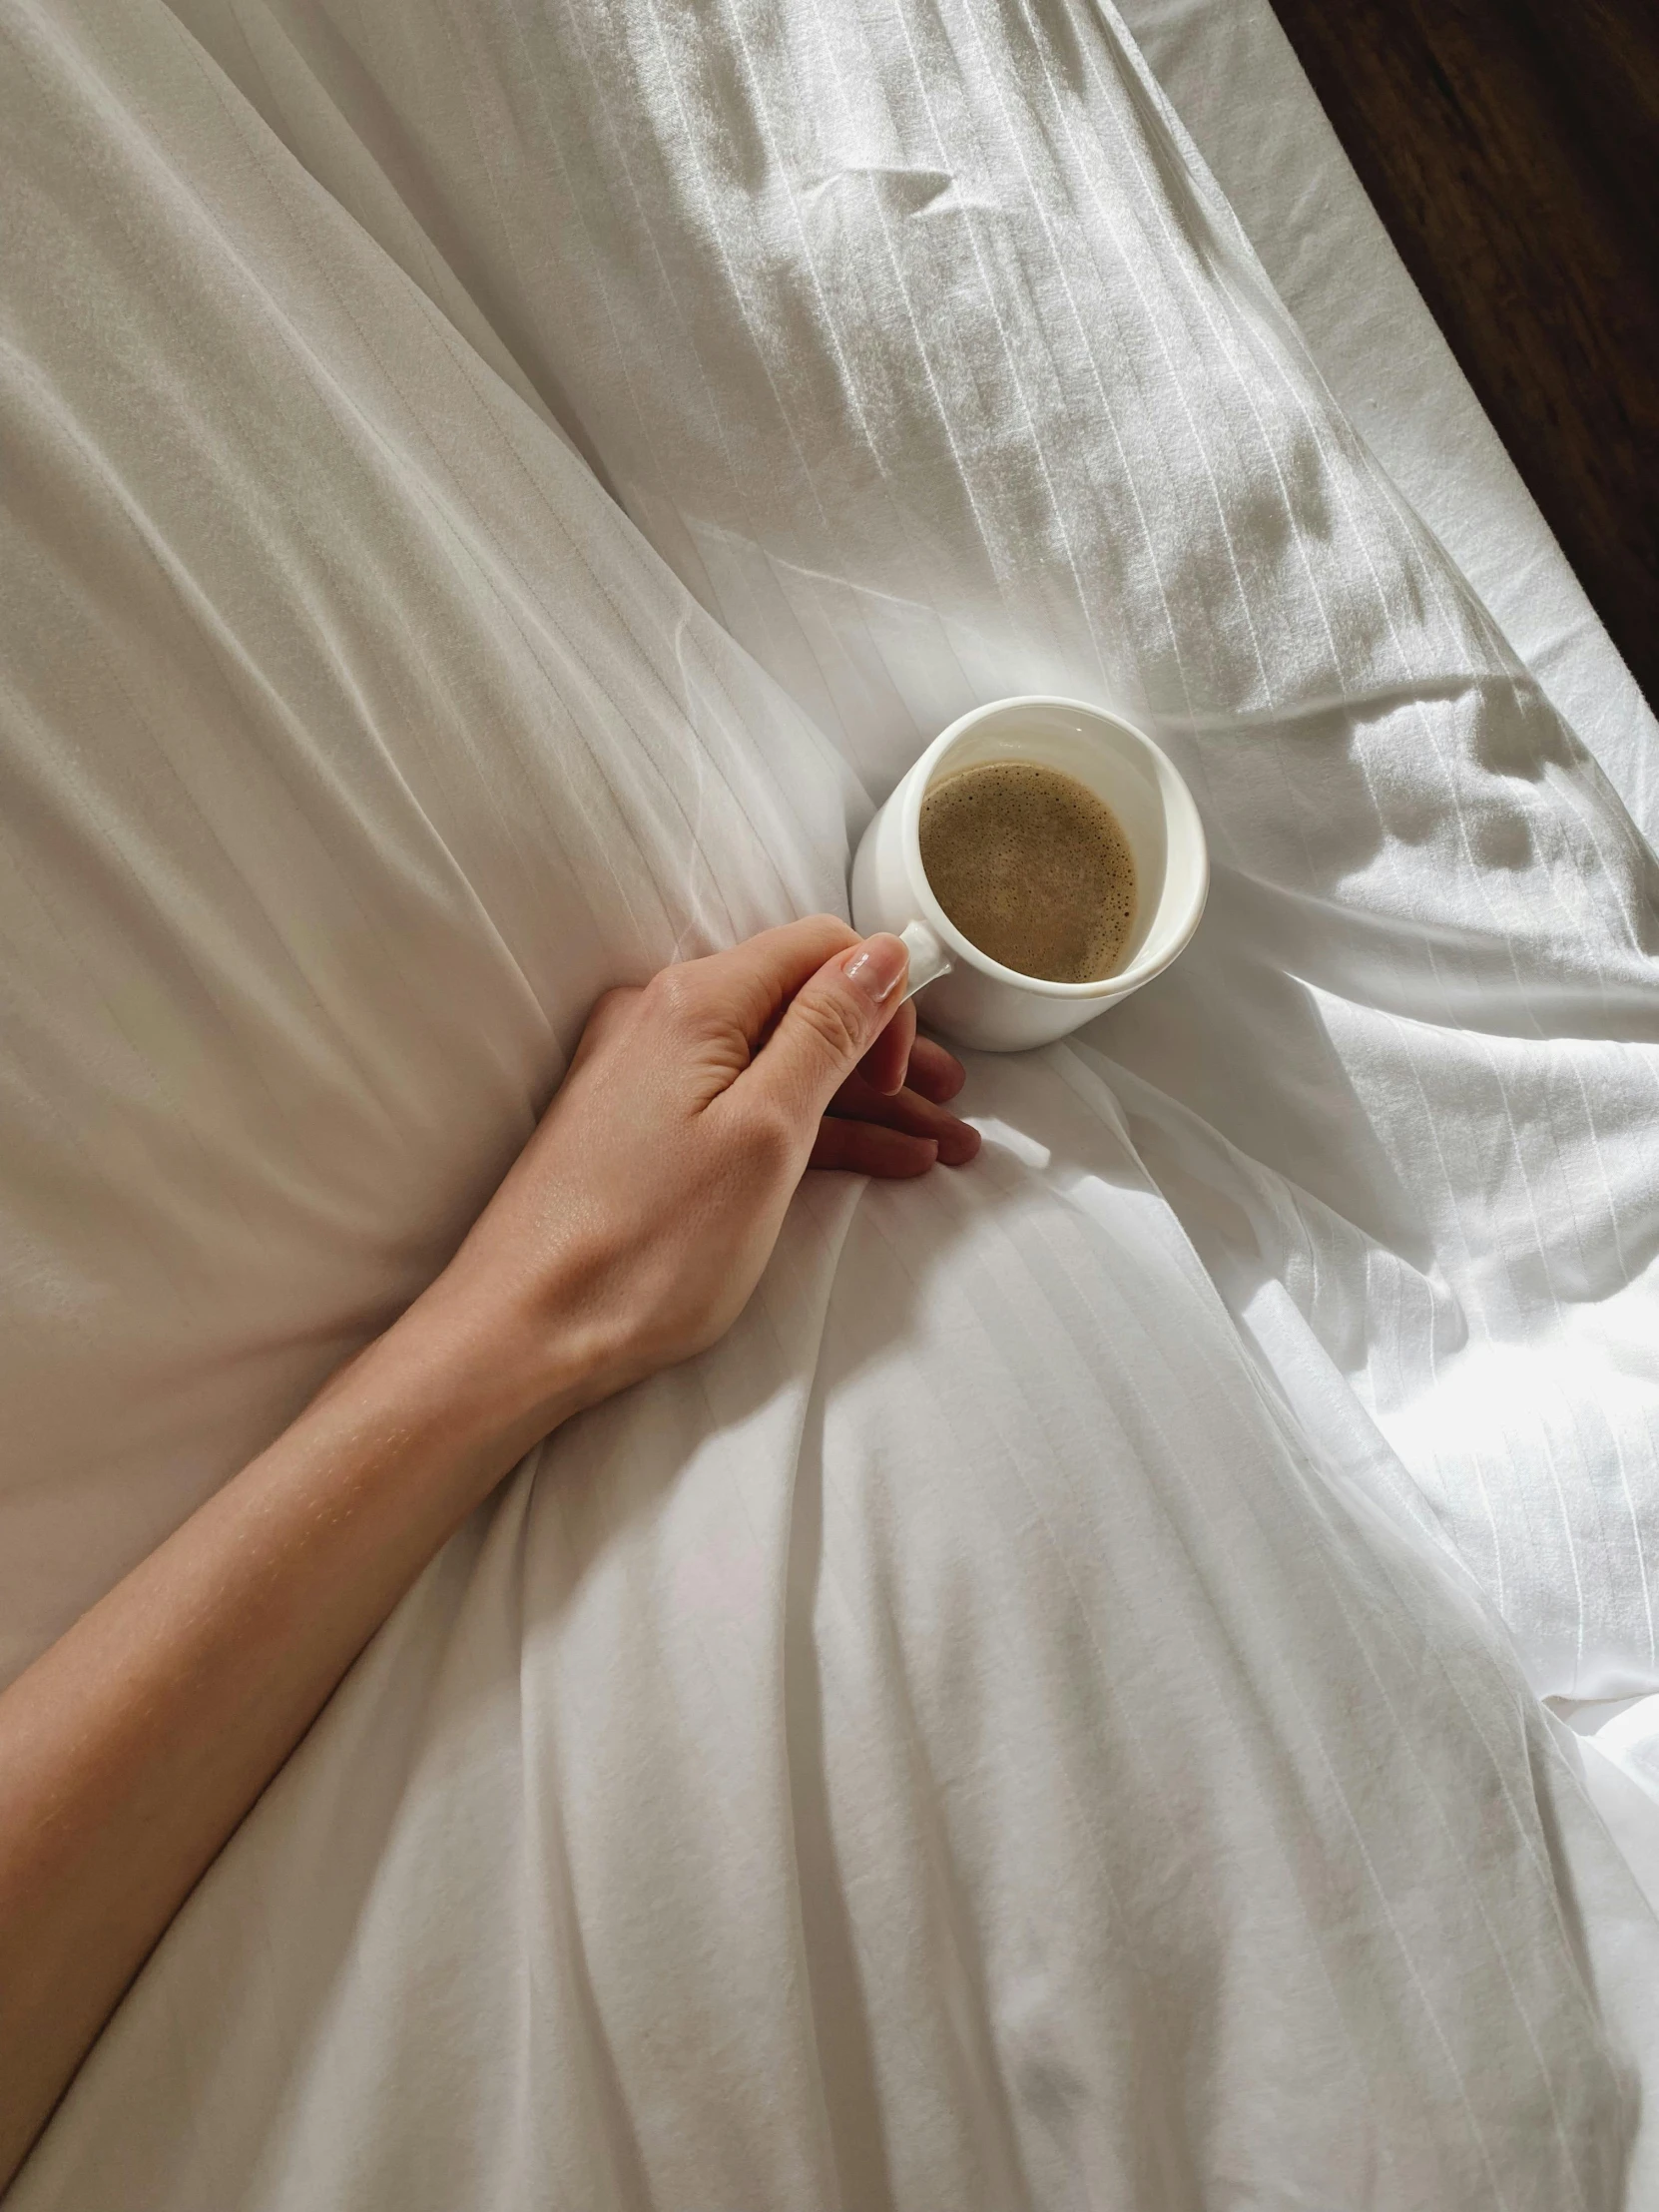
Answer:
(898, 694, 1209, 1000)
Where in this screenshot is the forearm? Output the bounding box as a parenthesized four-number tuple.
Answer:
(0, 1282, 561, 2189)
(0, 920, 962, 2191)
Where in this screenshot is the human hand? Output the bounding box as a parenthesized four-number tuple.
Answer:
(0, 921, 981, 2187)
(0, 917, 978, 2176)
(417, 917, 979, 1434)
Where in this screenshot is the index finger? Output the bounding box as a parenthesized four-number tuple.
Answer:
(671, 914, 860, 1049)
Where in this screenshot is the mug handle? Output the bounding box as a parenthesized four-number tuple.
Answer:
(897, 918, 953, 1004)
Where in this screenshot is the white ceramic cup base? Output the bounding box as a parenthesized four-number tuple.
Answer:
(849, 695, 1208, 1053)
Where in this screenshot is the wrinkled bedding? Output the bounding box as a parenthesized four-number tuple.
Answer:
(3, 0, 1658, 2203)
(1119, 0, 1657, 830)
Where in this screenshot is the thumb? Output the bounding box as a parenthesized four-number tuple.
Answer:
(748, 933, 909, 1123)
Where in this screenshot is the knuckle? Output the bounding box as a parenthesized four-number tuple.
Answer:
(589, 984, 640, 1025)
(808, 915, 860, 966)
(795, 984, 868, 1068)
(645, 963, 700, 1025)
(571, 984, 642, 1068)
(803, 911, 857, 946)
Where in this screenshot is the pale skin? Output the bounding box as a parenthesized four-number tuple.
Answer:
(0, 916, 980, 2192)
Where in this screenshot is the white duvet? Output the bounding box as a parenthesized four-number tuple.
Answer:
(3, 0, 1658, 2204)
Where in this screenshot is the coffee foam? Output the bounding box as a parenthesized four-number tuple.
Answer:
(918, 760, 1136, 983)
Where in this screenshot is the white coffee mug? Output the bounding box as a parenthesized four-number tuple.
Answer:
(849, 695, 1208, 1052)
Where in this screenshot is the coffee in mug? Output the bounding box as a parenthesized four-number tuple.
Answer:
(918, 760, 1136, 984)
(849, 693, 1207, 1052)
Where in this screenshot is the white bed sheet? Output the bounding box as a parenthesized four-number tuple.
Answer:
(1117, 0, 1659, 1898)
(1116, 0, 1658, 838)
(5, 0, 1659, 2204)
(187, 0, 1659, 1705)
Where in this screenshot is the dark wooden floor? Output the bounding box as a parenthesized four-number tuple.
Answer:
(1265, 0, 1659, 711)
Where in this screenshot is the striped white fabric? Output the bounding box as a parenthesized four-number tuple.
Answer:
(4, 0, 1658, 2204)
(1116, 0, 1659, 837)
(153, 0, 1659, 1699)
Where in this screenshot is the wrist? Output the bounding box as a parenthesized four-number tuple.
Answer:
(375, 1260, 618, 1480)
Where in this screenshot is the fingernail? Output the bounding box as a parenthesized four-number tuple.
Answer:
(841, 933, 907, 1005)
